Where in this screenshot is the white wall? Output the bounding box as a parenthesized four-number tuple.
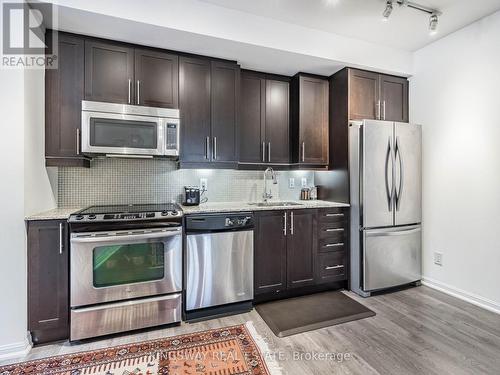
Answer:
(0, 0, 57, 358)
(410, 11, 500, 311)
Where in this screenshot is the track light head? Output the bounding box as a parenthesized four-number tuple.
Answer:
(382, 0, 393, 22)
(429, 13, 439, 35)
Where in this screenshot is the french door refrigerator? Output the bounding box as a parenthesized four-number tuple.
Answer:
(349, 120, 421, 297)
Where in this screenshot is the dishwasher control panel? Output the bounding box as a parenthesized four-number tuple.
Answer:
(185, 213, 254, 232)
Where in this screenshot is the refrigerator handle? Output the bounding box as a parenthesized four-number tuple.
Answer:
(385, 136, 395, 212)
(395, 136, 404, 211)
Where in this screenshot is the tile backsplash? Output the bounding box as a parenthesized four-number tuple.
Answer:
(58, 158, 315, 208)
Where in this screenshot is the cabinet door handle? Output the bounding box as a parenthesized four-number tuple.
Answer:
(325, 228, 344, 232)
(268, 142, 271, 163)
(325, 265, 344, 270)
(302, 141, 305, 162)
(325, 242, 344, 248)
(262, 142, 265, 162)
(136, 80, 140, 105)
(326, 213, 344, 217)
(290, 211, 294, 235)
(59, 223, 63, 254)
(383, 100, 386, 120)
(283, 212, 287, 236)
(213, 137, 217, 160)
(376, 100, 381, 120)
(205, 136, 210, 160)
(76, 128, 80, 155)
(128, 79, 132, 104)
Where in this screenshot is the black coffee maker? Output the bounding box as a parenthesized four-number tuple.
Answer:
(183, 186, 200, 206)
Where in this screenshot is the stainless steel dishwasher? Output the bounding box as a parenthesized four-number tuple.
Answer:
(185, 213, 254, 320)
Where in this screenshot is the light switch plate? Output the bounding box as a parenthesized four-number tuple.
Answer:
(289, 178, 295, 188)
(434, 252, 443, 266)
(301, 177, 307, 187)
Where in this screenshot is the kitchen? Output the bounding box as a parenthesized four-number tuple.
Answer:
(1, 1, 500, 374)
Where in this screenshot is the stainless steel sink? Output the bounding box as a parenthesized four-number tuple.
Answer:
(248, 201, 303, 207)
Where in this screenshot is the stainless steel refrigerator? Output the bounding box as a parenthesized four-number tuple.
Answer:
(349, 119, 422, 297)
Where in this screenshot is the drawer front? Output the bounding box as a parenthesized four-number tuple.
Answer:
(318, 208, 347, 223)
(70, 293, 182, 341)
(319, 238, 345, 253)
(319, 222, 346, 239)
(317, 252, 347, 283)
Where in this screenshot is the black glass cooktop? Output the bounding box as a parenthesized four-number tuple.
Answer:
(77, 203, 180, 215)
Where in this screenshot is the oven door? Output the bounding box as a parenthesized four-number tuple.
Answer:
(70, 227, 182, 307)
(81, 111, 165, 156)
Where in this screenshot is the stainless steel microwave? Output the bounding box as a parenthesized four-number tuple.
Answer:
(81, 101, 180, 158)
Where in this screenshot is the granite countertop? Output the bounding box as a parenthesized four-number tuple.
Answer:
(181, 200, 349, 214)
(25, 207, 82, 221)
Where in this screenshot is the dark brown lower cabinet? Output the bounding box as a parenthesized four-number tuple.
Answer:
(254, 211, 287, 295)
(27, 220, 69, 344)
(254, 208, 349, 300)
(286, 210, 316, 288)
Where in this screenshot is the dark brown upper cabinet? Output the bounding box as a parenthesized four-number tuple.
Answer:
(84, 40, 134, 104)
(291, 74, 329, 166)
(27, 220, 69, 345)
(45, 32, 90, 168)
(179, 57, 239, 168)
(239, 71, 289, 166)
(85, 42, 179, 108)
(179, 56, 211, 164)
(329, 67, 409, 170)
(134, 49, 179, 108)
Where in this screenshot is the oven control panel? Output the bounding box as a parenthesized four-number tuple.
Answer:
(69, 210, 181, 223)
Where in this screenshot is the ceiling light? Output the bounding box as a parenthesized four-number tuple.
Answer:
(382, 1, 393, 21)
(429, 13, 438, 35)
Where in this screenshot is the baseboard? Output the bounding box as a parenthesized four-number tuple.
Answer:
(0, 335, 31, 361)
(422, 277, 500, 315)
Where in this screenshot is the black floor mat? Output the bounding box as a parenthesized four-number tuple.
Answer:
(255, 291, 375, 337)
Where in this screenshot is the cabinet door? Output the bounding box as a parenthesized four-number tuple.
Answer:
(254, 211, 287, 295)
(348, 69, 379, 120)
(210, 61, 239, 163)
(134, 49, 179, 108)
(299, 76, 329, 164)
(179, 57, 211, 163)
(380, 75, 409, 122)
(265, 79, 290, 163)
(84, 40, 134, 104)
(45, 33, 85, 162)
(27, 220, 69, 344)
(240, 72, 266, 163)
(287, 210, 316, 288)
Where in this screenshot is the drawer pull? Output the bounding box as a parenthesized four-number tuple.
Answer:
(325, 213, 344, 217)
(325, 228, 344, 232)
(325, 265, 344, 270)
(325, 242, 344, 247)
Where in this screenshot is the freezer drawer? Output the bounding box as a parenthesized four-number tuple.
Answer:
(363, 225, 421, 291)
(70, 293, 182, 341)
(186, 231, 253, 311)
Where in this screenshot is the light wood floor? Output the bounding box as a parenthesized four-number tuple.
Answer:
(2, 286, 500, 374)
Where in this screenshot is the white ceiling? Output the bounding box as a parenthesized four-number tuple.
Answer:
(200, 0, 500, 51)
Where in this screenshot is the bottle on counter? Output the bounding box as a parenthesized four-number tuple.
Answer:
(300, 188, 311, 200)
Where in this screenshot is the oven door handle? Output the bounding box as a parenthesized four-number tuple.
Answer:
(71, 228, 181, 243)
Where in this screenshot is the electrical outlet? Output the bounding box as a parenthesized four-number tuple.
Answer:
(434, 252, 443, 266)
(200, 178, 208, 192)
(301, 177, 307, 188)
(289, 178, 295, 188)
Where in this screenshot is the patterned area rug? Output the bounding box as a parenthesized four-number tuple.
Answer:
(0, 323, 281, 375)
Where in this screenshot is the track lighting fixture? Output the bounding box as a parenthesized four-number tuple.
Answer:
(429, 13, 439, 35)
(382, 0, 442, 35)
(382, 1, 393, 21)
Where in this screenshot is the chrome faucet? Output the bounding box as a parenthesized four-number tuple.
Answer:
(263, 167, 277, 202)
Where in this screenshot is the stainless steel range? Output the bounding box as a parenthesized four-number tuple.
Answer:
(68, 203, 183, 341)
